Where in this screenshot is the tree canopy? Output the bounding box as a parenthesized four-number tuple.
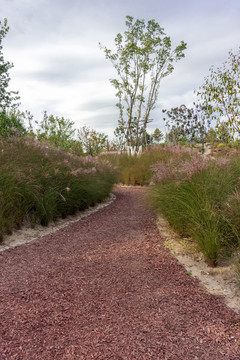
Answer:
(0, 18, 20, 111)
(36, 111, 77, 152)
(78, 126, 108, 156)
(100, 16, 187, 152)
(197, 48, 240, 137)
(163, 103, 210, 145)
(0, 110, 26, 138)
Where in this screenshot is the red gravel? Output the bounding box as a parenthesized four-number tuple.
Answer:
(0, 187, 240, 360)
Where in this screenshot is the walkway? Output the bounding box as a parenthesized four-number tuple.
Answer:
(0, 187, 239, 359)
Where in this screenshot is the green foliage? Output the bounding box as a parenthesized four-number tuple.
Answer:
(198, 48, 240, 136)
(151, 155, 240, 266)
(36, 111, 77, 152)
(151, 128, 164, 144)
(0, 138, 118, 241)
(66, 139, 84, 156)
(0, 109, 27, 138)
(102, 145, 186, 186)
(205, 128, 218, 144)
(216, 122, 232, 143)
(205, 125, 231, 144)
(0, 18, 20, 111)
(78, 126, 108, 156)
(105, 153, 153, 185)
(163, 103, 210, 145)
(100, 15, 187, 150)
(165, 125, 187, 145)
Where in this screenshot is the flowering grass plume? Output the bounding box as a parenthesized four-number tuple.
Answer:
(151, 145, 208, 183)
(102, 144, 200, 186)
(0, 137, 118, 241)
(151, 145, 240, 267)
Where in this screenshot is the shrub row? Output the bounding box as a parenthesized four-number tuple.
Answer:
(102, 144, 194, 185)
(151, 151, 240, 267)
(0, 138, 118, 242)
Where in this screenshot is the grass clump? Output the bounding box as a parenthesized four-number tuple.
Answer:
(151, 149, 240, 267)
(102, 144, 194, 185)
(0, 137, 118, 242)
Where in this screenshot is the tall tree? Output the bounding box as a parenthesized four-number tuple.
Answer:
(197, 48, 240, 137)
(100, 16, 186, 152)
(0, 18, 20, 111)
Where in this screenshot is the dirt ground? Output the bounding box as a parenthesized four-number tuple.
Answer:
(0, 187, 240, 359)
(157, 216, 240, 314)
(1, 188, 239, 315)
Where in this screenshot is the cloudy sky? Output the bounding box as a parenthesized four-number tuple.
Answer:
(1, 0, 240, 136)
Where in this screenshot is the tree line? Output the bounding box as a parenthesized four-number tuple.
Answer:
(100, 16, 240, 150)
(1, 16, 240, 156)
(0, 17, 164, 156)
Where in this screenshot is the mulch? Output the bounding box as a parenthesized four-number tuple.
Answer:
(0, 187, 240, 359)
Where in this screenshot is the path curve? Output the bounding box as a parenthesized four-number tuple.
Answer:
(0, 187, 239, 359)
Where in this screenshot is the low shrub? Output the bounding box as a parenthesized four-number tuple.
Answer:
(102, 144, 196, 185)
(0, 137, 118, 241)
(151, 152, 240, 266)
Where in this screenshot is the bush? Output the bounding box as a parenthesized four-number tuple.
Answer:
(0, 137, 118, 242)
(102, 144, 195, 185)
(0, 110, 26, 138)
(151, 150, 240, 266)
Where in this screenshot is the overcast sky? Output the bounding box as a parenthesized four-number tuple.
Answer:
(1, 0, 240, 136)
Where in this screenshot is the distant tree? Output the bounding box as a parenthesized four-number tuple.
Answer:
(77, 126, 108, 156)
(205, 125, 231, 144)
(21, 110, 34, 134)
(163, 104, 210, 148)
(165, 125, 186, 145)
(197, 48, 240, 137)
(106, 138, 120, 152)
(205, 128, 218, 144)
(215, 122, 232, 143)
(0, 18, 20, 111)
(100, 15, 187, 152)
(36, 111, 76, 151)
(152, 128, 164, 143)
(66, 139, 84, 156)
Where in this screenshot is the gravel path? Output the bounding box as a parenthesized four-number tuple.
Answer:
(0, 187, 240, 359)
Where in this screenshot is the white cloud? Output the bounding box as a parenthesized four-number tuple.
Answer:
(1, 0, 240, 137)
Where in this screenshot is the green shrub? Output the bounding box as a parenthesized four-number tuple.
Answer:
(0, 137, 118, 242)
(151, 154, 240, 266)
(102, 144, 194, 185)
(0, 110, 27, 138)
